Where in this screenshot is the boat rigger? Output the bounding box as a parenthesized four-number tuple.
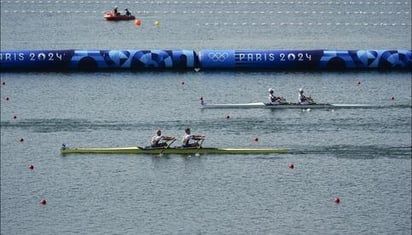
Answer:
(60, 146, 288, 155)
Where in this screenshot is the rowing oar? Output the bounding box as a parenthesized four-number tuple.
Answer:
(193, 136, 205, 157)
(159, 138, 176, 155)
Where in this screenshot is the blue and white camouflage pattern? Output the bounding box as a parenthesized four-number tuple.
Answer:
(1, 49, 410, 71)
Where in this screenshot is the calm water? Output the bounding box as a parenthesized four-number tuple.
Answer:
(1, 0, 411, 234)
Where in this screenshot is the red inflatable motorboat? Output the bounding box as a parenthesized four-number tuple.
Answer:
(104, 12, 135, 21)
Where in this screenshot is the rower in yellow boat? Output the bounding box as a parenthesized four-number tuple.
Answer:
(182, 128, 205, 148)
(151, 129, 175, 148)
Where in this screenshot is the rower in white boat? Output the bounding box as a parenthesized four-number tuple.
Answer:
(268, 88, 287, 105)
(298, 88, 315, 105)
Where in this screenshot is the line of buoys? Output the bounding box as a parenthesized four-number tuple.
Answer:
(1, 49, 411, 71)
(1, 1, 409, 6)
(2, 80, 46, 207)
(200, 22, 410, 26)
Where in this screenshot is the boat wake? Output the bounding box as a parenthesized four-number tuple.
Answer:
(291, 144, 412, 159)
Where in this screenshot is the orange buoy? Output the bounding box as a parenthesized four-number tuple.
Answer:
(134, 19, 141, 26)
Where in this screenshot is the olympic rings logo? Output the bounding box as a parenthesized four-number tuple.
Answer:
(207, 52, 228, 62)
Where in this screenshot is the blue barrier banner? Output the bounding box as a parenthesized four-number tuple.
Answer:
(1, 49, 411, 71)
(199, 49, 412, 71)
(0, 50, 75, 71)
(200, 50, 323, 70)
(68, 50, 198, 71)
(1, 50, 198, 71)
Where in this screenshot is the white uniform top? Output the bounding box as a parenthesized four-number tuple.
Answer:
(268, 94, 282, 104)
(152, 135, 164, 145)
(298, 92, 312, 104)
(182, 134, 192, 145)
(298, 92, 304, 103)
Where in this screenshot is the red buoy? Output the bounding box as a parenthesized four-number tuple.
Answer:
(40, 199, 47, 205)
(226, 115, 230, 119)
(19, 138, 24, 142)
(254, 137, 259, 142)
(334, 197, 340, 204)
(134, 19, 141, 26)
(181, 81, 185, 85)
(288, 163, 294, 169)
(28, 164, 34, 170)
(390, 96, 395, 100)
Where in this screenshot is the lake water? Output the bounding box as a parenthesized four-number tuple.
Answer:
(1, 0, 411, 234)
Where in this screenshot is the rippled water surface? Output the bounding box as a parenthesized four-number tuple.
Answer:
(1, 0, 411, 234)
